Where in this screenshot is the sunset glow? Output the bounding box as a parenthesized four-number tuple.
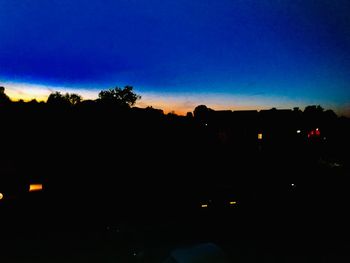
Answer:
(1, 1, 349, 116)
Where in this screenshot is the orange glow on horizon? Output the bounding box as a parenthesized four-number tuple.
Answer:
(136, 98, 272, 116)
(3, 81, 348, 117)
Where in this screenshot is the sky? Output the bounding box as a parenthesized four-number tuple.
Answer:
(0, 0, 349, 115)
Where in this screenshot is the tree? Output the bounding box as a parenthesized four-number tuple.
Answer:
(193, 105, 213, 123)
(29, 99, 39, 104)
(304, 105, 324, 127)
(66, 93, 82, 105)
(304, 105, 324, 115)
(47, 91, 82, 106)
(47, 91, 70, 106)
(186, 112, 193, 118)
(0, 86, 11, 104)
(324, 109, 337, 120)
(98, 86, 141, 108)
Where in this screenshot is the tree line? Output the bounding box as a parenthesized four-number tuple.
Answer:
(0, 85, 141, 108)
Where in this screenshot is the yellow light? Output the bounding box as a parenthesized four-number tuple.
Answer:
(229, 201, 237, 205)
(258, 133, 263, 140)
(201, 204, 208, 208)
(29, 184, 43, 192)
(0, 193, 3, 200)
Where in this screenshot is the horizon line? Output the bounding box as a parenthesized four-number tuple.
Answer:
(2, 80, 349, 117)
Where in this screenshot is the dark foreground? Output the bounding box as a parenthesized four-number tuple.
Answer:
(1, 207, 350, 263)
(1, 158, 350, 263)
(1, 104, 350, 262)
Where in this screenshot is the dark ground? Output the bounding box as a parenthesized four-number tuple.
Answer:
(1, 156, 350, 263)
(1, 105, 350, 262)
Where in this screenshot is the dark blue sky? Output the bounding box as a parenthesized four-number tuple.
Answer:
(1, 0, 349, 114)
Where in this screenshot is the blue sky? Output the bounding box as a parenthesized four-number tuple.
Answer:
(0, 0, 349, 114)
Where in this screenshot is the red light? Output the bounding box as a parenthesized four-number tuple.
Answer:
(308, 129, 321, 139)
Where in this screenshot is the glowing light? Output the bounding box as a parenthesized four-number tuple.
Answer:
(308, 129, 321, 138)
(296, 130, 301, 134)
(258, 133, 263, 140)
(291, 183, 295, 187)
(201, 204, 208, 208)
(29, 184, 43, 192)
(229, 201, 237, 205)
(0, 193, 3, 200)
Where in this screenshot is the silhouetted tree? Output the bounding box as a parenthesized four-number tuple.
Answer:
(193, 105, 213, 123)
(47, 91, 70, 106)
(167, 110, 177, 116)
(98, 86, 141, 108)
(66, 93, 82, 105)
(304, 105, 324, 115)
(80, 99, 96, 107)
(186, 112, 193, 118)
(324, 109, 337, 119)
(29, 99, 39, 104)
(47, 92, 82, 106)
(0, 86, 11, 104)
(304, 105, 324, 127)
